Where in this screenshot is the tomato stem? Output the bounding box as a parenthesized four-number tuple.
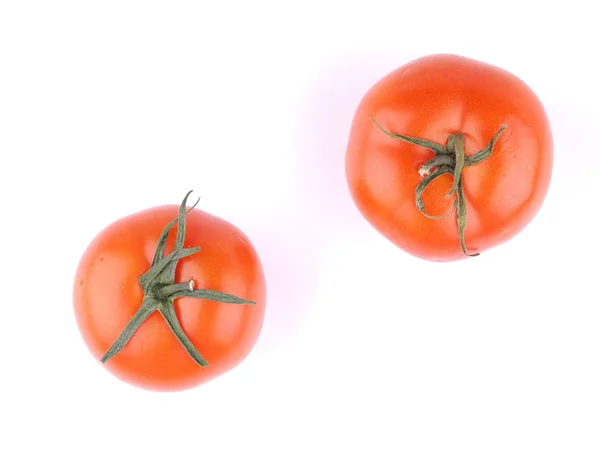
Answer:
(371, 119, 507, 257)
(158, 280, 195, 297)
(100, 192, 256, 367)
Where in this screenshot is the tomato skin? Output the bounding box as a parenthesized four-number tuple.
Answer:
(73, 205, 266, 392)
(345, 54, 553, 261)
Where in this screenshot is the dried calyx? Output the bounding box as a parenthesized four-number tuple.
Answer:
(101, 191, 256, 367)
(371, 119, 507, 256)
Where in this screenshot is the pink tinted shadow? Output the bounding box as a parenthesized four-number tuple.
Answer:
(242, 216, 319, 349)
(293, 54, 408, 229)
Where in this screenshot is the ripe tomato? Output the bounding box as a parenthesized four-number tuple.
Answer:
(73, 193, 266, 391)
(345, 54, 553, 261)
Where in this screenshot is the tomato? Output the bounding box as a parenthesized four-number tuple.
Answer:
(345, 54, 553, 261)
(73, 192, 266, 391)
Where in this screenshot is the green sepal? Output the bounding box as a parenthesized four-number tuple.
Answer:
(373, 120, 507, 257)
(100, 192, 256, 367)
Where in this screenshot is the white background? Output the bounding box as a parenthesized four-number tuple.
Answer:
(1, 1, 599, 449)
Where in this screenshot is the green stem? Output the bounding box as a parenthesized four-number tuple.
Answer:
(158, 280, 194, 297)
(419, 154, 454, 174)
(100, 191, 257, 367)
(372, 120, 507, 257)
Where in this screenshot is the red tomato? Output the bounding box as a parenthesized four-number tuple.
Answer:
(345, 54, 553, 261)
(73, 193, 266, 391)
